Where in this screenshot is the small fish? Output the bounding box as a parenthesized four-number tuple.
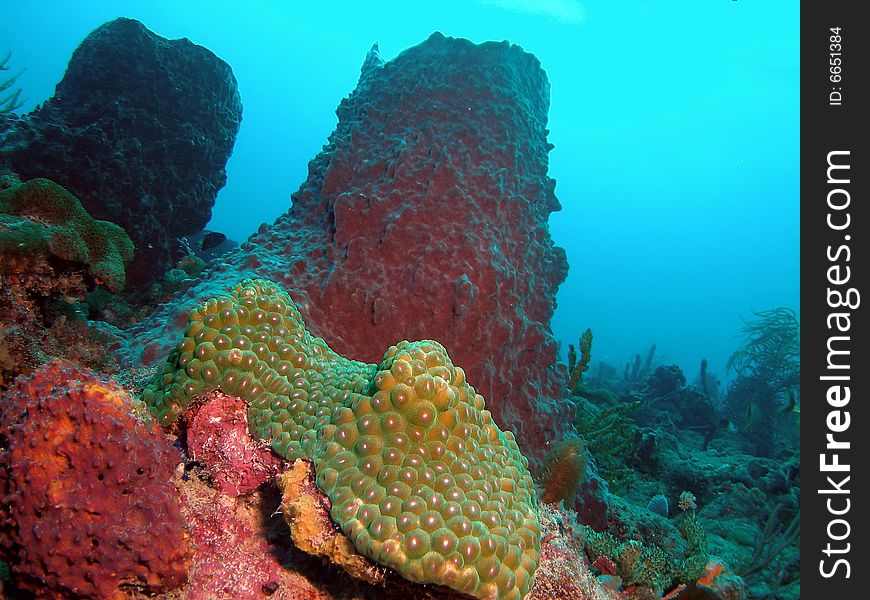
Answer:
(179, 230, 228, 255)
(745, 401, 760, 430)
(199, 231, 226, 252)
(174, 229, 237, 263)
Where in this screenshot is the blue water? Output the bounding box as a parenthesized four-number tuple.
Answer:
(2, 0, 799, 385)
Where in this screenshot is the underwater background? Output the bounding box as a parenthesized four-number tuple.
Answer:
(0, 1, 800, 599)
(1, 0, 799, 380)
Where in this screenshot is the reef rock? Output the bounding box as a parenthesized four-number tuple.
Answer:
(124, 32, 569, 464)
(176, 475, 328, 600)
(185, 390, 284, 496)
(0, 17, 242, 288)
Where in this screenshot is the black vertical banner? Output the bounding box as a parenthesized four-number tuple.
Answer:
(802, 1, 868, 596)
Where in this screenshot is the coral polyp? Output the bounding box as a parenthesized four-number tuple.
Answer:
(143, 278, 541, 599)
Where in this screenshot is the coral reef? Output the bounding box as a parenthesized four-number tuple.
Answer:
(578, 487, 750, 599)
(122, 32, 569, 465)
(0, 25, 792, 599)
(582, 501, 709, 592)
(0, 177, 129, 387)
(0, 19, 805, 600)
(144, 278, 541, 599)
(0, 360, 189, 598)
(0, 17, 242, 288)
(531, 308, 797, 598)
(0, 177, 134, 292)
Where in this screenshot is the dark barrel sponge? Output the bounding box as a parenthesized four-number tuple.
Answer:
(0, 360, 190, 598)
(1, 18, 242, 288)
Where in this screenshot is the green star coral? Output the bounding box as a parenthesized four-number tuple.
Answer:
(0, 178, 134, 292)
(143, 279, 541, 599)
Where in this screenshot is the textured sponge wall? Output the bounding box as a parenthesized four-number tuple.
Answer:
(144, 279, 541, 599)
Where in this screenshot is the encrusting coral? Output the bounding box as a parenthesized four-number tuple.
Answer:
(144, 278, 541, 599)
(0, 178, 134, 292)
(278, 459, 389, 586)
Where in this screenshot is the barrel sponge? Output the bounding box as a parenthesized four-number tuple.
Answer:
(0, 178, 134, 292)
(143, 278, 541, 599)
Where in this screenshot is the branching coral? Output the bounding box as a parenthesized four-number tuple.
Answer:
(624, 344, 657, 385)
(0, 51, 25, 113)
(726, 307, 799, 404)
(566, 329, 593, 393)
(144, 278, 541, 599)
